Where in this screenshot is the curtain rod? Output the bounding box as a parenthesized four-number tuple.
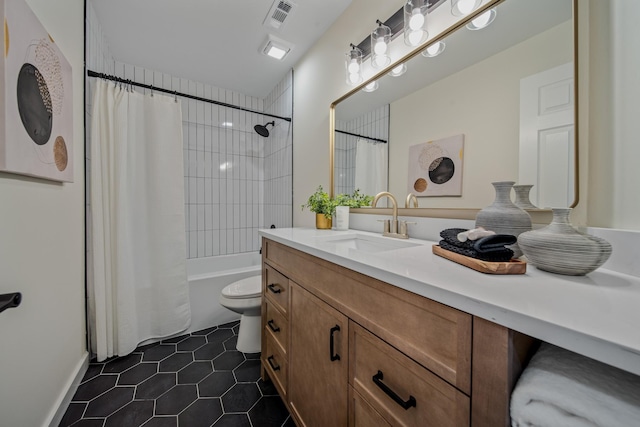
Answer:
(335, 129, 387, 144)
(87, 70, 292, 122)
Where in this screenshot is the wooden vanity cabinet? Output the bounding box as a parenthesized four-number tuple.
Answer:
(261, 238, 535, 427)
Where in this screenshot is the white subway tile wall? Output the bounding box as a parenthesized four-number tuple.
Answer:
(86, 4, 293, 260)
(334, 104, 389, 195)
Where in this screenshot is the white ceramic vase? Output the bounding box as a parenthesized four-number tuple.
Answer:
(513, 184, 538, 209)
(518, 208, 612, 275)
(475, 181, 532, 258)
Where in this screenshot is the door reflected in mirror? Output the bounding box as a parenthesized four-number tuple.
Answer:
(332, 0, 576, 211)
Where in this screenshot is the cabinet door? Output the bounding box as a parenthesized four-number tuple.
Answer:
(289, 282, 349, 427)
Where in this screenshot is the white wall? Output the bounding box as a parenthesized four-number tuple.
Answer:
(389, 21, 572, 209)
(0, 0, 86, 426)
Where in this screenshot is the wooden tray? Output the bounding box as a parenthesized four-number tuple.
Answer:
(432, 245, 526, 275)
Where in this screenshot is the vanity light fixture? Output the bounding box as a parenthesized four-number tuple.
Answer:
(451, 0, 481, 16)
(362, 81, 379, 92)
(388, 63, 407, 77)
(404, 0, 429, 47)
(261, 35, 293, 60)
(371, 20, 392, 69)
(466, 8, 497, 30)
(422, 40, 446, 57)
(345, 44, 363, 86)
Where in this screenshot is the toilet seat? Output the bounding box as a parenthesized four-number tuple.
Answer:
(221, 275, 261, 299)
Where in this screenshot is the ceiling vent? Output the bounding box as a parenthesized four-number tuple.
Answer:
(263, 0, 297, 32)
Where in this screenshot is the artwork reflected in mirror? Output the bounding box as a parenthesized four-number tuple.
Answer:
(332, 0, 576, 211)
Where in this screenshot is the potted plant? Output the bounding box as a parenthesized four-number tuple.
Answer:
(302, 186, 373, 229)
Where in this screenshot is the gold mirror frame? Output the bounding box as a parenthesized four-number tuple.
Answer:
(329, 0, 579, 222)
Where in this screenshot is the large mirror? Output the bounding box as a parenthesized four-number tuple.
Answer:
(331, 0, 577, 215)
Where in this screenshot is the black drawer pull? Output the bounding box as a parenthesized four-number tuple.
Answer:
(267, 283, 282, 294)
(267, 319, 280, 333)
(372, 370, 416, 410)
(330, 325, 341, 362)
(267, 355, 281, 371)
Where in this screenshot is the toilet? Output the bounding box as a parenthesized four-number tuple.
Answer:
(218, 275, 262, 353)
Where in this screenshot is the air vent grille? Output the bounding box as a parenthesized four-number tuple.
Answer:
(264, 0, 296, 31)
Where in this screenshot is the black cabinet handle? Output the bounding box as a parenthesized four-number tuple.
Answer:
(267, 355, 281, 371)
(330, 325, 341, 361)
(372, 370, 416, 410)
(0, 293, 22, 314)
(267, 319, 280, 333)
(267, 283, 281, 294)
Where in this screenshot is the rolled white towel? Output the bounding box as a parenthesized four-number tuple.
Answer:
(510, 343, 640, 427)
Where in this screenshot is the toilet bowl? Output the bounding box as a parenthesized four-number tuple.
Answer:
(218, 275, 262, 353)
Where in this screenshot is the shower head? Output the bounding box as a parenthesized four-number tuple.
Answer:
(254, 121, 275, 137)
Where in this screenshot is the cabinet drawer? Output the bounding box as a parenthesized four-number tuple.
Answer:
(349, 386, 391, 427)
(263, 334, 288, 398)
(350, 323, 470, 427)
(264, 264, 289, 315)
(264, 299, 288, 354)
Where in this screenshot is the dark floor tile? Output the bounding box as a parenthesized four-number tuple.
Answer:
(213, 351, 245, 371)
(178, 398, 223, 427)
(232, 324, 240, 335)
(218, 320, 240, 329)
(81, 365, 103, 383)
(141, 344, 176, 362)
(234, 359, 261, 383)
(73, 375, 118, 401)
(104, 400, 154, 427)
(140, 416, 177, 427)
(155, 384, 198, 415)
(135, 341, 160, 352)
(248, 396, 290, 427)
(70, 420, 105, 427)
(176, 335, 207, 351)
(58, 402, 86, 426)
(135, 373, 176, 400)
(103, 353, 142, 373)
(206, 329, 234, 344)
(158, 352, 193, 372)
(223, 336, 238, 351)
(161, 334, 188, 344)
(194, 342, 225, 361)
(257, 378, 279, 397)
(213, 413, 251, 427)
(178, 361, 213, 384)
(221, 383, 261, 413)
(191, 326, 217, 336)
(198, 371, 236, 397)
(245, 352, 261, 360)
(118, 363, 157, 385)
(85, 387, 135, 417)
(282, 416, 296, 427)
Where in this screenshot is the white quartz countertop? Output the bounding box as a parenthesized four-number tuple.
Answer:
(259, 227, 640, 376)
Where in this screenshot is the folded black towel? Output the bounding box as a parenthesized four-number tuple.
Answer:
(439, 240, 514, 262)
(439, 228, 474, 249)
(473, 234, 517, 253)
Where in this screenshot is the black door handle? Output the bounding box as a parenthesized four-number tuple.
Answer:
(267, 355, 281, 371)
(330, 325, 341, 361)
(372, 370, 416, 410)
(267, 283, 281, 294)
(267, 319, 280, 332)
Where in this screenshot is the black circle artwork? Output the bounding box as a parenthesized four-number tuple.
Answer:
(429, 157, 455, 184)
(16, 63, 52, 146)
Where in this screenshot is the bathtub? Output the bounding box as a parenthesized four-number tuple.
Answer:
(185, 252, 261, 334)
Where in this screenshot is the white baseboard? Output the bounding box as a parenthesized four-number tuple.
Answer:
(46, 352, 89, 427)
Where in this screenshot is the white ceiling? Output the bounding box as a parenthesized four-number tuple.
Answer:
(90, 0, 352, 99)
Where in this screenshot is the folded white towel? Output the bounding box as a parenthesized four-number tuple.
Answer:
(511, 343, 640, 427)
(457, 227, 495, 242)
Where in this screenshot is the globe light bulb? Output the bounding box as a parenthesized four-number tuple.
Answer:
(374, 39, 387, 55)
(407, 30, 423, 46)
(456, 0, 476, 15)
(409, 9, 424, 31)
(348, 72, 360, 84)
(347, 59, 360, 74)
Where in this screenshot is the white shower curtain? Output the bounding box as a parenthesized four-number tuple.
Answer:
(355, 138, 388, 196)
(89, 80, 191, 361)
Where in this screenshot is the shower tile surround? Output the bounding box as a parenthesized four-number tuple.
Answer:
(86, 3, 293, 260)
(59, 321, 294, 427)
(334, 104, 389, 195)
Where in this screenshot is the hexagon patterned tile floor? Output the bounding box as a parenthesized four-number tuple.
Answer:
(59, 321, 294, 427)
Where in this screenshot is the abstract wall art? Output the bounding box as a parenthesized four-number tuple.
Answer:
(1, 0, 73, 182)
(407, 134, 464, 197)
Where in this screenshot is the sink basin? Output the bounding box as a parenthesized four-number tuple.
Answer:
(315, 233, 423, 254)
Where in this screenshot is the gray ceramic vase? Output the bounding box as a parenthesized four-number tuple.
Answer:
(518, 208, 612, 275)
(513, 184, 538, 209)
(475, 181, 532, 258)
